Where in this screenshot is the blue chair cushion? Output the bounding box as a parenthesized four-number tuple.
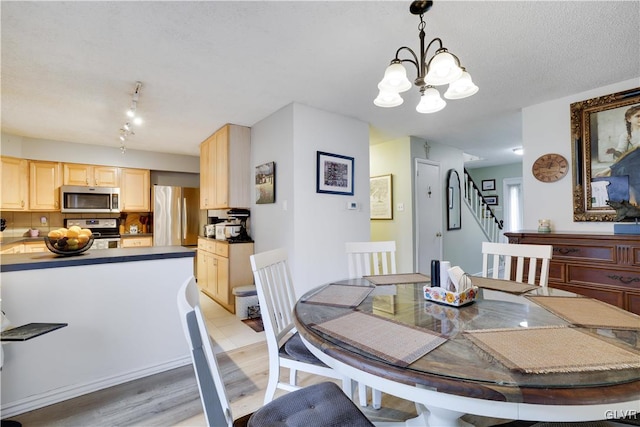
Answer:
(282, 332, 326, 365)
(247, 381, 374, 427)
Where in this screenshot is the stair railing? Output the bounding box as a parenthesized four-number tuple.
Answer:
(463, 169, 504, 242)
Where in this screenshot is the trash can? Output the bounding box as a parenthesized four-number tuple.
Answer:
(232, 285, 259, 319)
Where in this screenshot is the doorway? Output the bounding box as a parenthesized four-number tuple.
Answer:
(415, 159, 443, 274)
(502, 177, 523, 234)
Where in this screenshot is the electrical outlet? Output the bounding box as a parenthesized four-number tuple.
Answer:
(347, 201, 358, 210)
(397, 203, 405, 212)
(40, 216, 48, 225)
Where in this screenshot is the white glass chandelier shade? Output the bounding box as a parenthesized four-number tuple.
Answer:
(416, 86, 446, 114)
(424, 49, 463, 86)
(444, 69, 479, 99)
(378, 62, 412, 93)
(374, 87, 404, 107)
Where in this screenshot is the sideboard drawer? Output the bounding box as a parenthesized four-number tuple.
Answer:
(552, 243, 615, 264)
(567, 264, 640, 290)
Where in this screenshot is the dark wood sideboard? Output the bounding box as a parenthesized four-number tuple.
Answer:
(504, 231, 640, 315)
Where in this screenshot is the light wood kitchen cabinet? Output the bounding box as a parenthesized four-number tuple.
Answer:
(1, 156, 28, 211)
(197, 237, 254, 313)
(199, 124, 251, 209)
(63, 163, 119, 187)
(23, 241, 47, 253)
(200, 133, 215, 208)
(120, 168, 150, 212)
(0, 242, 24, 254)
(121, 236, 153, 248)
(29, 161, 62, 211)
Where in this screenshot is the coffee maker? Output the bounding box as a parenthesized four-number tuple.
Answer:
(226, 209, 252, 242)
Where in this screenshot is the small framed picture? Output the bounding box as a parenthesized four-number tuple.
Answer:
(481, 179, 496, 191)
(485, 195, 499, 205)
(255, 161, 275, 204)
(370, 174, 393, 220)
(316, 151, 354, 195)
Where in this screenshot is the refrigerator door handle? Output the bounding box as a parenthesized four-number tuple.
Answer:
(182, 198, 187, 240)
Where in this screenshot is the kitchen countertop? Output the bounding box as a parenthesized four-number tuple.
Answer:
(1, 246, 195, 273)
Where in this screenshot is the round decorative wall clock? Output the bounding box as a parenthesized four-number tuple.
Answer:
(532, 153, 569, 182)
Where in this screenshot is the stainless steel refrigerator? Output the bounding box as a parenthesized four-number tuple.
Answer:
(152, 185, 200, 246)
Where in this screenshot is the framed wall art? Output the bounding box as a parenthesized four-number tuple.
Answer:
(255, 161, 276, 204)
(316, 151, 354, 195)
(571, 87, 640, 221)
(370, 174, 393, 220)
(485, 195, 499, 206)
(481, 179, 496, 191)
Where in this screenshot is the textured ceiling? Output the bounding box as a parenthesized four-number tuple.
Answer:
(2, 1, 639, 168)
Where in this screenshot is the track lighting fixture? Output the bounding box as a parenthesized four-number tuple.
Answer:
(117, 81, 143, 152)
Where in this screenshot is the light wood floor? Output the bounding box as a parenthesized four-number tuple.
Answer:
(6, 339, 518, 426)
(4, 292, 515, 426)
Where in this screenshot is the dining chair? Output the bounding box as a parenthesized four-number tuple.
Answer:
(345, 241, 397, 409)
(176, 275, 374, 427)
(481, 241, 553, 286)
(249, 248, 355, 405)
(345, 240, 397, 279)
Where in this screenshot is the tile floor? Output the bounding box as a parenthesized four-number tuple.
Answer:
(197, 289, 265, 352)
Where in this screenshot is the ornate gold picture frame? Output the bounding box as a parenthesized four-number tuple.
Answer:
(571, 87, 640, 221)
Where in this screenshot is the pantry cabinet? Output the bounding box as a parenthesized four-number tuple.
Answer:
(197, 237, 254, 313)
(1, 156, 28, 211)
(29, 161, 62, 211)
(120, 168, 150, 212)
(63, 163, 119, 187)
(199, 124, 251, 209)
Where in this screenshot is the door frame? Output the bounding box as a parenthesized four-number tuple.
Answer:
(414, 158, 443, 272)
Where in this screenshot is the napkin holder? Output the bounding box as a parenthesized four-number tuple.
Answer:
(423, 285, 478, 307)
(423, 267, 478, 307)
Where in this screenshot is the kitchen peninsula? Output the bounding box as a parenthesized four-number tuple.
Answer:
(0, 247, 195, 417)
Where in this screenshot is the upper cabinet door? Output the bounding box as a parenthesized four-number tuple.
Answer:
(29, 161, 62, 211)
(200, 133, 216, 209)
(120, 168, 150, 212)
(199, 124, 250, 210)
(1, 156, 28, 211)
(63, 164, 119, 187)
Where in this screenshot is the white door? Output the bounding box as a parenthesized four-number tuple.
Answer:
(415, 159, 443, 274)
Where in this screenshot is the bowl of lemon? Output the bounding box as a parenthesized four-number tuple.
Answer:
(45, 226, 94, 256)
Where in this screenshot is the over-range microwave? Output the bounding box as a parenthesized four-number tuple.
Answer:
(60, 185, 120, 213)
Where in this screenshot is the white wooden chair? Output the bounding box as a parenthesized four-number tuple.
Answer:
(345, 241, 397, 409)
(481, 242, 553, 286)
(176, 275, 374, 427)
(346, 241, 397, 278)
(250, 248, 354, 405)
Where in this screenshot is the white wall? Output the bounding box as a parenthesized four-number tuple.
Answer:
(522, 78, 639, 232)
(251, 103, 370, 296)
(1, 133, 199, 173)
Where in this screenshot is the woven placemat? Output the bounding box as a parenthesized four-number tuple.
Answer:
(301, 284, 373, 308)
(470, 276, 539, 294)
(465, 326, 640, 374)
(313, 311, 446, 367)
(364, 273, 430, 285)
(527, 296, 640, 330)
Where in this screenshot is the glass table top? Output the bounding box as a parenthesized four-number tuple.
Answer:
(294, 278, 640, 390)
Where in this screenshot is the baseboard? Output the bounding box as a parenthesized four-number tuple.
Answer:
(1, 356, 192, 419)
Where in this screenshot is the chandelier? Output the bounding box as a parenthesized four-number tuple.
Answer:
(374, 1, 478, 114)
(118, 81, 143, 153)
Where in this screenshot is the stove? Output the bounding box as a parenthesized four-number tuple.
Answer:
(64, 218, 121, 250)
